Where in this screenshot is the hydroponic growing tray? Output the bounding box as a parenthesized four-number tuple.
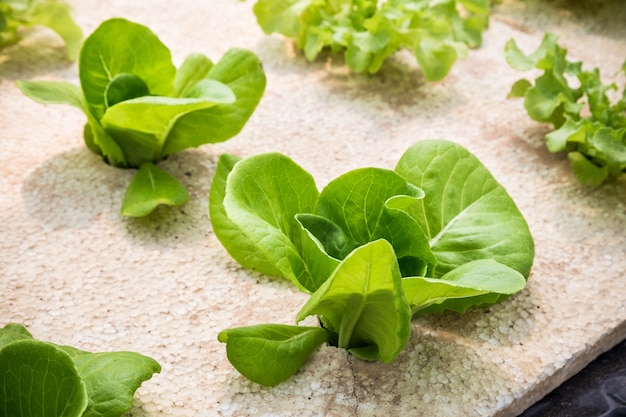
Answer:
(1, 0, 625, 415)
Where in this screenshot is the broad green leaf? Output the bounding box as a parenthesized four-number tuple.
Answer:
(79, 18, 176, 119)
(296, 213, 355, 261)
(16, 80, 127, 167)
(210, 153, 318, 290)
(101, 84, 233, 166)
(403, 259, 526, 315)
(121, 162, 189, 217)
(315, 167, 422, 245)
(296, 239, 411, 363)
(217, 324, 328, 387)
(377, 195, 437, 277)
(253, 0, 314, 37)
(160, 48, 267, 156)
(17, 79, 87, 110)
(0, 322, 33, 348)
(568, 151, 608, 186)
(0, 323, 161, 417)
(104, 73, 150, 108)
(184, 79, 236, 102)
(0, 340, 89, 417)
(173, 53, 214, 98)
(395, 140, 534, 279)
(209, 153, 283, 276)
(295, 214, 344, 292)
(28, 1, 82, 60)
(71, 351, 161, 417)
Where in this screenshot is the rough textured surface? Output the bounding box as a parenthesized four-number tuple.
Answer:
(1, 0, 625, 416)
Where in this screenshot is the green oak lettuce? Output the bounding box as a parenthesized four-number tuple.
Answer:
(17, 18, 266, 217)
(0, 323, 160, 417)
(506, 33, 626, 185)
(212, 140, 534, 386)
(252, 0, 490, 81)
(0, 0, 82, 60)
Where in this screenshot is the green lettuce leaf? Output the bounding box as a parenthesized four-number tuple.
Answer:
(217, 324, 328, 387)
(121, 162, 190, 217)
(313, 167, 435, 276)
(403, 259, 526, 315)
(160, 48, 267, 156)
(295, 213, 345, 292)
(0, 323, 160, 417)
(79, 18, 176, 120)
(395, 140, 535, 279)
(296, 239, 411, 363)
(71, 352, 161, 417)
(210, 152, 319, 291)
(0, 339, 89, 417)
(100, 81, 235, 166)
(173, 53, 214, 98)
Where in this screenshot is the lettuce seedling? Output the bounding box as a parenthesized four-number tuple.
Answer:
(18, 18, 266, 216)
(0, 0, 82, 60)
(506, 33, 626, 185)
(211, 140, 534, 386)
(252, 0, 490, 80)
(0, 323, 160, 417)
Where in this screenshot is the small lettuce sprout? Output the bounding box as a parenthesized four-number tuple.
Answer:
(0, 0, 82, 60)
(506, 33, 626, 186)
(18, 18, 266, 216)
(211, 140, 534, 386)
(252, 0, 490, 80)
(0, 323, 161, 417)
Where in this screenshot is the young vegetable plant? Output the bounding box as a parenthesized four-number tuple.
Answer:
(0, 322, 160, 417)
(252, 0, 490, 81)
(17, 18, 266, 217)
(211, 139, 534, 386)
(506, 33, 626, 186)
(0, 0, 82, 60)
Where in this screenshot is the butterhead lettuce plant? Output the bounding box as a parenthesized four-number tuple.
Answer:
(0, 0, 82, 60)
(18, 18, 266, 216)
(0, 323, 160, 417)
(211, 140, 534, 386)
